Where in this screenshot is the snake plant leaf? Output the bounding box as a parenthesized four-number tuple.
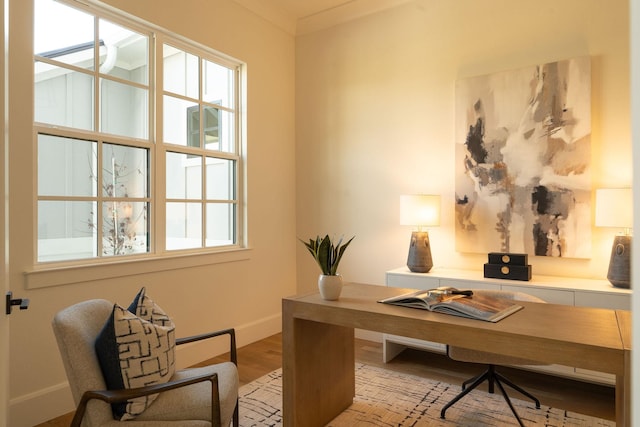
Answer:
(330, 235, 354, 275)
(299, 234, 355, 276)
(316, 235, 331, 275)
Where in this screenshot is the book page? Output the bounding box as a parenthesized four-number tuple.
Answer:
(433, 294, 523, 322)
(378, 289, 463, 310)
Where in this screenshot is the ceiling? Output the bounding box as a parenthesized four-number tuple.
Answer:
(233, 0, 412, 35)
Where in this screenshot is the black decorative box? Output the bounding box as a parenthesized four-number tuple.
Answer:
(484, 263, 532, 281)
(487, 252, 528, 266)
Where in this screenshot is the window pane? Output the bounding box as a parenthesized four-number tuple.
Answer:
(206, 203, 235, 247)
(203, 59, 234, 109)
(34, 65, 94, 130)
(38, 134, 97, 197)
(207, 109, 234, 153)
(163, 45, 198, 98)
(101, 201, 149, 256)
(163, 95, 196, 146)
(166, 202, 202, 250)
(203, 107, 218, 148)
(101, 79, 148, 139)
(186, 105, 201, 148)
(38, 200, 97, 262)
(206, 158, 234, 200)
(166, 152, 202, 199)
(34, 0, 242, 262)
(99, 19, 148, 85)
(102, 144, 148, 198)
(34, 0, 94, 70)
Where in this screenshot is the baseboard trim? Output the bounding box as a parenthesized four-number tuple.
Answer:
(177, 312, 282, 368)
(9, 381, 74, 427)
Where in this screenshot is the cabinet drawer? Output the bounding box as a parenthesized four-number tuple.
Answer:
(501, 285, 574, 305)
(440, 279, 500, 291)
(575, 292, 630, 310)
(386, 274, 439, 289)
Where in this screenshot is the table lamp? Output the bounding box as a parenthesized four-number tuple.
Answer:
(595, 188, 633, 288)
(400, 194, 440, 273)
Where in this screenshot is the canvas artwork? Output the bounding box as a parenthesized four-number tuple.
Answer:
(454, 57, 591, 258)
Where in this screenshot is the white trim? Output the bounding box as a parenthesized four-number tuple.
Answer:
(631, 0, 640, 420)
(232, 0, 414, 36)
(24, 247, 252, 289)
(33, 0, 247, 267)
(296, 0, 414, 35)
(231, 0, 297, 35)
(1, 0, 8, 424)
(8, 381, 74, 427)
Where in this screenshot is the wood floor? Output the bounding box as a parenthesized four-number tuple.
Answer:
(36, 332, 615, 426)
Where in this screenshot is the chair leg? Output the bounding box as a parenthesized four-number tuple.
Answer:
(232, 400, 239, 427)
(463, 365, 496, 393)
(487, 364, 495, 394)
(494, 375, 525, 427)
(441, 365, 540, 425)
(440, 369, 490, 419)
(461, 371, 485, 391)
(495, 370, 541, 408)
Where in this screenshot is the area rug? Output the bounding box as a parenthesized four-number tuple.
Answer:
(238, 363, 614, 426)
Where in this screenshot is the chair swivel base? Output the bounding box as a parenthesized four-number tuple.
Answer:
(440, 365, 540, 427)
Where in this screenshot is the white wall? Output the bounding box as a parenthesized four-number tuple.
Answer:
(7, 0, 296, 425)
(295, 0, 632, 292)
(5, 0, 635, 425)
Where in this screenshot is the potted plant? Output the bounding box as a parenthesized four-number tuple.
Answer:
(300, 234, 355, 300)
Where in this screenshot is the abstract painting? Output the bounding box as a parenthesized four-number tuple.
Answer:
(454, 57, 591, 258)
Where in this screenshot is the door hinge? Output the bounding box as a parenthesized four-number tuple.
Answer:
(5, 291, 29, 315)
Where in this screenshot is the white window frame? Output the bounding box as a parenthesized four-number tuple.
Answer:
(158, 35, 243, 252)
(25, 0, 248, 289)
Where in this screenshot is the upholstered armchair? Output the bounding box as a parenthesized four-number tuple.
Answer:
(52, 299, 239, 427)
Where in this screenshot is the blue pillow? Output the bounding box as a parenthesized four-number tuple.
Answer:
(95, 288, 175, 420)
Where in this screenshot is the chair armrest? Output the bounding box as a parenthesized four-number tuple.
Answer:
(176, 327, 237, 365)
(71, 373, 221, 427)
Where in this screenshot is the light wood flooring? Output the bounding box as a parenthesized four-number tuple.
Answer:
(35, 332, 614, 426)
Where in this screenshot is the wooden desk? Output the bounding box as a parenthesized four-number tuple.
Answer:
(282, 282, 630, 427)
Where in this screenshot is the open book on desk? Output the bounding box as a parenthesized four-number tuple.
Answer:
(378, 287, 523, 323)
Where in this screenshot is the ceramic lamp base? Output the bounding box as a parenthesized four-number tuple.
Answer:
(607, 235, 631, 288)
(407, 231, 433, 273)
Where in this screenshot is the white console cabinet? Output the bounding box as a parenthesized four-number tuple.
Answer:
(384, 267, 632, 385)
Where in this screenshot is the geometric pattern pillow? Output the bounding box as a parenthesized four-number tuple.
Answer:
(95, 289, 176, 421)
(128, 287, 173, 327)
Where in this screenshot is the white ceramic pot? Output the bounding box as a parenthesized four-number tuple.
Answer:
(318, 274, 343, 300)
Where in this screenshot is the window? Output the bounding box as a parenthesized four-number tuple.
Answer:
(34, 0, 243, 263)
(163, 43, 239, 250)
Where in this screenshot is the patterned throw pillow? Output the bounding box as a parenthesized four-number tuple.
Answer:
(128, 287, 173, 327)
(95, 288, 176, 420)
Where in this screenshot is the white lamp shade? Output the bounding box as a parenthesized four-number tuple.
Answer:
(400, 195, 440, 227)
(595, 188, 632, 228)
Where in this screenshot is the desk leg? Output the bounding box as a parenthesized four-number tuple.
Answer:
(616, 349, 631, 426)
(282, 311, 355, 427)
